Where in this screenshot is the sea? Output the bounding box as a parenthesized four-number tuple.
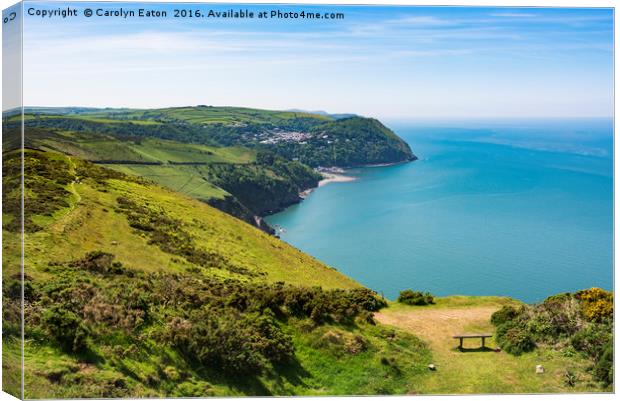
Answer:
(265, 119, 614, 303)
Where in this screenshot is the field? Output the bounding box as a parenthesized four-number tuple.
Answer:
(7, 125, 320, 229)
(23, 106, 332, 126)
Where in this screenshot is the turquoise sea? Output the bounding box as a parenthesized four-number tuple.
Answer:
(266, 119, 614, 303)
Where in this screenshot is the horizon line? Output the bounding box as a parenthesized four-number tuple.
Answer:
(2, 105, 614, 121)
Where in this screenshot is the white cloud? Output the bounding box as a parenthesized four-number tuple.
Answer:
(19, 8, 613, 118)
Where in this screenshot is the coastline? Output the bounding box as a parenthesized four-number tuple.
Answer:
(300, 170, 357, 198)
(299, 160, 413, 199)
(361, 157, 417, 168)
(318, 172, 357, 187)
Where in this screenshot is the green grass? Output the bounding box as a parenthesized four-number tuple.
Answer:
(107, 165, 230, 201)
(16, 127, 264, 204)
(15, 319, 432, 398)
(16, 151, 358, 287)
(5, 151, 396, 397)
(120, 140, 255, 164)
(2, 339, 22, 398)
(151, 106, 332, 125)
(27, 131, 255, 166)
(16, 127, 260, 203)
(21, 106, 333, 126)
(284, 322, 431, 395)
(20, 114, 161, 125)
(390, 295, 521, 310)
(377, 296, 603, 394)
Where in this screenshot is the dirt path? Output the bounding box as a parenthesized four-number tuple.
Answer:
(375, 300, 592, 394)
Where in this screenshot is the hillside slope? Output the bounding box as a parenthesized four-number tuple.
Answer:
(16, 105, 416, 167)
(3, 124, 322, 233)
(4, 107, 416, 233)
(2, 149, 357, 288)
(2, 150, 432, 398)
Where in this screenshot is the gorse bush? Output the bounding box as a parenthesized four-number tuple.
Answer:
(494, 321, 535, 356)
(66, 251, 126, 275)
(164, 309, 294, 374)
(490, 288, 613, 388)
(575, 288, 613, 323)
(25, 252, 387, 378)
(42, 305, 91, 353)
(490, 305, 519, 326)
(397, 289, 434, 306)
(593, 341, 613, 387)
(570, 322, 612, 361)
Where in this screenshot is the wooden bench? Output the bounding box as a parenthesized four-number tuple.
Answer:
(453, 333, 493, 349)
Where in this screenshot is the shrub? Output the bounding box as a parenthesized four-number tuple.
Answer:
(495, 322, 536, 356)
(570, 323, 612, 360)
(68, 251, 126, 275)
(164, 308, 294, 374)
(41, 305, 91, 353)
(29, 253, 396, 383)
(490, 305, 519, 326)
(346, 288, 387, 312)
(115, 196, 246, 274)
(564, 370, 577, 387)
(162, 366, 180, 382)
(489, 289, 613, 380)
(593, 340, 613, 387)
(575, 288, 613, 322)
(530, 295, 581, 339)
(397, 289, 434, 306)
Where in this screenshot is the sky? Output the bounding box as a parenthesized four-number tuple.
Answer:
(7, 2, 615, 119)
(3, 2, 22, 111)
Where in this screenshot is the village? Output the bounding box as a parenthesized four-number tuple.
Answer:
(258, 129, 315, 145)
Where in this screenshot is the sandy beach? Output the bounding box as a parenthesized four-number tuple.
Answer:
(299, 171, 356, 198)
(318, 172, 356, 187)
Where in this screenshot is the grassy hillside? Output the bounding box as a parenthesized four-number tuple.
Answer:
(3, 150, 354, 286)
(3, 106, 416, 233)
(23, 105, 332, 126)
(2, 150, 612, 396)
(17, 105, 416, 167)
(3, 124, 322, 232)
(268, 117, 416, 167)
(3, 150, 434, 398)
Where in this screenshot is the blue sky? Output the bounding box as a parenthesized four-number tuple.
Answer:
(16, 2, 614, 119)
(3, 2, 22, 111)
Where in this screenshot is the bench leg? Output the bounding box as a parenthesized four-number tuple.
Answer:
(459, 338, 463, 349)
(482, 337, 485, 348)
